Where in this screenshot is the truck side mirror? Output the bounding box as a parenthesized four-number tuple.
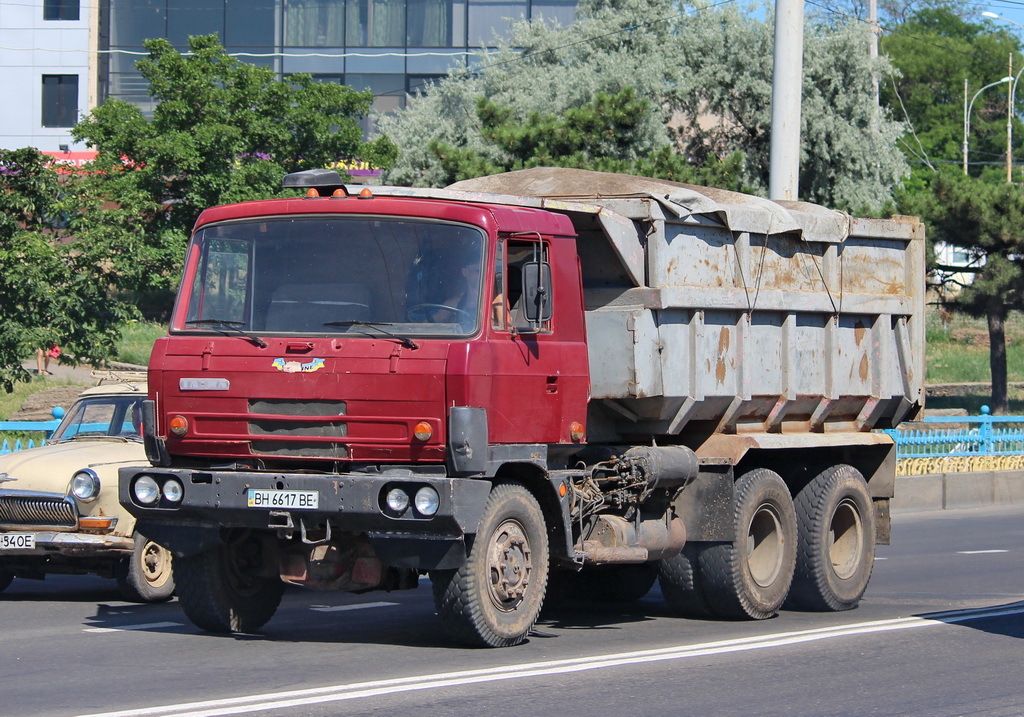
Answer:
(522, 261, 552, 323)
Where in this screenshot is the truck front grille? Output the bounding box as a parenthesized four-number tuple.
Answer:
(248, 399, 348, 442)
(0, 495, 77, 527)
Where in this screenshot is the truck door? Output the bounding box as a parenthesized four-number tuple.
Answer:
(486, 238, 572, 445)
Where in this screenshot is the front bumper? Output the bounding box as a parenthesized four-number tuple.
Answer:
(0, 530, 134, 557)
(118, 466, 493, 568)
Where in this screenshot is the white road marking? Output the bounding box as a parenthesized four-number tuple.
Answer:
(309, 602, 398, 613)
(77, 602, 1024, 717)
(957, 550, 1009, 555)
(83, 622, 184, 634)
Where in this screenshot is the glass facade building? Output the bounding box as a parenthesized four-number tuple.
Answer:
(100, 0, 577, 127)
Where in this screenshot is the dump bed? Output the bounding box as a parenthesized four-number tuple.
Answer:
(382, 167, 926, 441)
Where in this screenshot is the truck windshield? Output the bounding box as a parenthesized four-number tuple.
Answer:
(179, 216, 487, 337)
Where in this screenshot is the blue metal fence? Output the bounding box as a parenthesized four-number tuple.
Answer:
(0, 409, 64, 456)
(883, 406, 1024, 475)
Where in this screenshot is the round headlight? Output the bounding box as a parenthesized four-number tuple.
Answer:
(414, 486, 440, 516)
(386, 488, 409, 513)
(162, 478, 184, 503)
(133, 475, 161, 505)
(70, 469, 101, 502)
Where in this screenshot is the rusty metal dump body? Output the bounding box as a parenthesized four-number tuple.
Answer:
(381, 168, 925, 443)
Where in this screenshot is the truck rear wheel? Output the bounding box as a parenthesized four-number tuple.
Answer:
(430, 483, 549, 647)
(699, 468, 797, 620)
(0, 569, 12, 593)
(115, 533, 175, 603)
(174, 530, 284, 633)
(659, 544, 714, 617)
(785, 464, 875, 612)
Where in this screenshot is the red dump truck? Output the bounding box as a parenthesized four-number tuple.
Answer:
(119, 167, 925, 647)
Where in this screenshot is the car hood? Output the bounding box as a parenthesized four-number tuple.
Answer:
(0, 439, 147, 495)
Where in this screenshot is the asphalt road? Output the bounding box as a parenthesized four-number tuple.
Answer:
(3, 505, 1022, 717)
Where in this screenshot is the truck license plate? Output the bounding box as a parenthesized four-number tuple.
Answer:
(246, 489, 319, 510)
(0, 533, 36, 550)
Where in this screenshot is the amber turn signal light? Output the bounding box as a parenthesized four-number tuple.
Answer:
(570, 421, 585, 442)
(169, 415, 189, 437)
(413, 421, 433, 441)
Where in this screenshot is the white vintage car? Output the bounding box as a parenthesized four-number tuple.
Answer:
(0, 378, 174, 602)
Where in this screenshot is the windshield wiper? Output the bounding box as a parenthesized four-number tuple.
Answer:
(323, 321, 419, 350)
(185, 319, 268, 348)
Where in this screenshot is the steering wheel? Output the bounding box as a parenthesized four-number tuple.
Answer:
(406, 303, 472, 322)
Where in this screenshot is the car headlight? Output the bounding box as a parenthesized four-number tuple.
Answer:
(133, 475, 161, 505)
(414, 486, 440, 516)
(70, 469, 101, 502)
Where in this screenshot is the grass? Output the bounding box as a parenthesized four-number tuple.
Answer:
(114, 320, 167, 366)
(0, 375, 81, 426)
(922, 307, 1024, 413)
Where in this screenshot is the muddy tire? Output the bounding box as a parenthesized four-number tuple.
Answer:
(659, 544, 714, 618)
(174, 530, 284, 633)
(116, 533, 175, 603)
(699, 468, 797, 620)
(0, 569, 12, 593)
(430, 483, 549, 647)
(785, 464, 875, 612)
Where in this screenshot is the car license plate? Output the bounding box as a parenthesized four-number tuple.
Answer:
(0, 533, 36, 550)
(246, 489, 319, 510)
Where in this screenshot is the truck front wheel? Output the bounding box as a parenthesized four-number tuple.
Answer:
(785, 464, 875, 611)
(116, 533, 175, 603)
(699, 468, 797, 620)
(174, 530, 284, 633)
(430, 483, 549, 647)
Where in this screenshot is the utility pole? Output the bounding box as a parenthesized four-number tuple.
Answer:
(869, 0, 879, 104)
(768, 0, 804, 201)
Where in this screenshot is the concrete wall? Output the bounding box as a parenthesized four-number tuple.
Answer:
(893, 470, 1024, 512)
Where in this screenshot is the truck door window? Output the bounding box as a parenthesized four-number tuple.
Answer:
(494, 239, 551, 333)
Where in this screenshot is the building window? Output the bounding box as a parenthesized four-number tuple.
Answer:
(407, 0, 454, 47)
(43, 0, 80, 20)
(285, 0, 345, 46)
(346, 0, 405, 47)
(42, 75, 79, 127)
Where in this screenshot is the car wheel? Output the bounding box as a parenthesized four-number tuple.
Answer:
(116, 533, 175, 603)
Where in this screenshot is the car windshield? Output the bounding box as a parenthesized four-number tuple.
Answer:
(51, 395, 145, 442)
(177, 216, 487, 337)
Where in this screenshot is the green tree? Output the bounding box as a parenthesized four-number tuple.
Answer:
(0, 148, 132, 390)
(906, 170, 1024, 412)
(882, 9, 1021, 178)
(73, 34, 397, 315)
(428, 89, 747, 188)
(380, 0, 908, 211)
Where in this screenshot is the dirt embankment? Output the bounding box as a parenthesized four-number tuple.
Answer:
(13, 386, 88, 421)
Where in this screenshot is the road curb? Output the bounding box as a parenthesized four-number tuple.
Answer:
(893, 469, 1024, 512)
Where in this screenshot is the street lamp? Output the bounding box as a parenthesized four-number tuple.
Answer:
(983, 12, 1024, 181)
(963, 75, 1013, 175)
